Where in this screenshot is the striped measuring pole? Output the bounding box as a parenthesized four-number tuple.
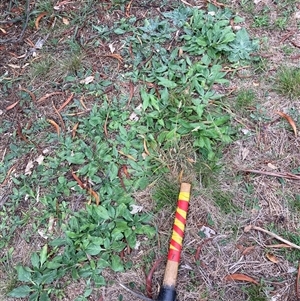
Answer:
(157, 182, 191, 301)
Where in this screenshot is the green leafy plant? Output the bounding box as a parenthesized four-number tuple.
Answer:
(8, 202, 155, 300)
(241, 284, 268, 301)
(181, 5, 258, 62)
(2, 3, 260, 299)
(253, 15, 270, 28)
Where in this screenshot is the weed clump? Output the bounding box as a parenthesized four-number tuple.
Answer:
(275, 67, 300, 99)
(236, 89, 255, 109)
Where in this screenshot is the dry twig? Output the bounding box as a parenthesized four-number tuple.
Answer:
(244, 225, 300, 251)
(0, 0, 31, 44)
(242, 169, 300, 180)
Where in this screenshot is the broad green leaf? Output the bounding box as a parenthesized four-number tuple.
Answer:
(29, 291, 39, 301)
(30, 252, 39, 269)
(149, 95, 160, 111)
(97, 258, 110, 269)
(84, 287, 93, 297)
(126, 233, 137, 248)
(94, 205, 110, 220)
(157, 77, 177, 88)
(114, 28, 127, 34)
(85, 244, 102, 256)
(93, 274, 106, 287)
(40, 244, 48, 267)
(39, 291, 51, 301)
(79, 265, 93, 278)
(46, 261, 62, 269)
(41, 269, 57, 284)
(66, 152, 86, 164)
(141, 88, 150, 111)
(8, 285, 31, 298)
(111, 229, 124, 241)
(111, 255, 124, 272)
(16, 265, 32, 282)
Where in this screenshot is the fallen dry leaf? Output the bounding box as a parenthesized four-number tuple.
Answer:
(267, 162, 277, 170)
(35, 12, 47, 30)
(104, 112, 109, 138)
(0, 27, 7, 34)
(58, 93, 74, 112)
(276, 111, 297, 137)
(25, 160, 34, 175)
(87, 188, 100, 206)
(178, 169, 184, 183)
(125, 0, 134, 17)
(71, 170, 85, 189)
(36, 154, 45, 165)
(72, 122, 79, 138)
(143, 139, 151, 156)
(6, 101, 20, 111)
(242, 246, 255, 256)
(52, 103, 65, 132)
(109, 43, 115, 53)
(101, 53, 123, 63)
(241, 147, 250, 161)
(129, 205, 143, 214)
(118, 150, 137, 161)
(19, 87, 36, 102)
(47, 119, 60, 136)
(199, 225, 216, 238)
(265, 244, 292, 248)
(266, 253, 279, 263)
(79, 76, 94, 85)
(0, 165, 16, 188)
(62, 17, 69, 25)
(17, 123, 29, 143)
(7, 64, 22, 69)
(79, 96, 87, 110)
(224, 273, 259, 285)
(37, 92, 64, 103)
(244, 225, 252, 232)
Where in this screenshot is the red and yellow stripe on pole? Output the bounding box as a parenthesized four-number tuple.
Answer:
(167, 183, 191, 263)
(158, 183, 191, 301)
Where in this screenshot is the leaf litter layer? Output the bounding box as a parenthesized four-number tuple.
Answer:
(1, 0, 300, 300)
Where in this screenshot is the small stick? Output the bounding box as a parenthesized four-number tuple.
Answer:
(146, 256, 164, 298)
(180, 0, 193, 7)
(104, 111, 109, 138)
(119, 283, 153, 301)
(243, 169, 300, 180)
(53, 103, 66, 132)
(58, 93, 74, 112)
(244, 225, 300, 251)
(19, 87, 36, 102)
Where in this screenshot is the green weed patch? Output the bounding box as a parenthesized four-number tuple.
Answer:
(1, 3, 259, 300)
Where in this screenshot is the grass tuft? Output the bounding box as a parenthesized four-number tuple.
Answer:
(212, 190, 241, 214)
(152, 179, 179, 212)
(275, 67, 300, 99)
(236, 89, 255, 109)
